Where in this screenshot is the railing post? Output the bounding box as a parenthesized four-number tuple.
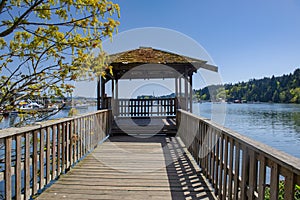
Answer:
(15, 134, 22, 200)
(57, 124, 62, 176)
(270, 162, 279, 199)
(227, 137, 234, 199)
(233, 142, 240, 200)
(52, 125, 57, 180)
(258, 155, 266, 200)
(241, 147, 249, 200)
(40, 128, 45, 189)
(248, 150, 258, 199)
(284, 172, 296, 199)
(176, 109, 181, 130)
(109, 109, 112, 135)
(46, 127, 51, 184)
(5, 136, 12, 200)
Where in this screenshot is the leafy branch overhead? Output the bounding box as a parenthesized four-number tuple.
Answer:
(0, 0, 120, 109)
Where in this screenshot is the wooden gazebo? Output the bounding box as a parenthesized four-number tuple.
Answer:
(97, 47, 218, 117)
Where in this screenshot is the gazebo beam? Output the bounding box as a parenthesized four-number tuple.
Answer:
(179, 76, 182, 97)
(110, 79, 114, 111)
(97, 77, 101, 110)
(189, 74, 193, 112)
(175, 77, 178, 97)
(184, 68, 189, 111)
(101, 77, 105, 109)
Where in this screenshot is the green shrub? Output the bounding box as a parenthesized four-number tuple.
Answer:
(68, 108, 78, 116)
(264, 181, 300, 200)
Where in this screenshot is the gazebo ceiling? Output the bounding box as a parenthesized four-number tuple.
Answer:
(106, 47, 218, 80)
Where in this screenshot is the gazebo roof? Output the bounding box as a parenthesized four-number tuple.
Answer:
(106, 47, 218, 80)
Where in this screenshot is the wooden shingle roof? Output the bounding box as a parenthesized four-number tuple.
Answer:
(106, 47, 218, 80)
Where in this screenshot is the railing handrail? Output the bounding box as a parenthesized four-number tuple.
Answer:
(0, 109, 110, 139)
(178, 109, 300, 172)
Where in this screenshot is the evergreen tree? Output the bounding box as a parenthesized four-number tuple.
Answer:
(194, 68, 300, 104)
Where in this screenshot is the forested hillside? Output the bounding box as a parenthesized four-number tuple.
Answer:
(194, 68, 300, 103)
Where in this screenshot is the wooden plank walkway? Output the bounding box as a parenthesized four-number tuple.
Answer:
(37, 135, 216, 200)
(112, 117, 177, 135)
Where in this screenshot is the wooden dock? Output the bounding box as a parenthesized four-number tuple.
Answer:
(1, 109, 300, 199)
(37, 135, 216, 200)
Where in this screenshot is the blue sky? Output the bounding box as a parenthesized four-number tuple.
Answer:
(111, 0, 300, 84)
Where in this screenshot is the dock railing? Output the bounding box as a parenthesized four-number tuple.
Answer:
(0, 109, 112, 199)
(177, 109, 300, 199)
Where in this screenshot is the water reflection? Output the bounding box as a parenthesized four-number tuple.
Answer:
(194, 103, 300, 158)
(292, 112, 300, 133)
(0, 112, 53, 129)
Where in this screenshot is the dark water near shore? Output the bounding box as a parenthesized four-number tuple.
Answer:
(193, 102, 300, 158)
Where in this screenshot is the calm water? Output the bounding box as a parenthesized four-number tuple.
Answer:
(0, 106, 97, 129)
(193, 102, 300, 158)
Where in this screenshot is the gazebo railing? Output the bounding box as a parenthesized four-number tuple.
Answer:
(113, 98, 177, 117)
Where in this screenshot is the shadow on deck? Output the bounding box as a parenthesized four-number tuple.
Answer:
(37, 135, 216, 200)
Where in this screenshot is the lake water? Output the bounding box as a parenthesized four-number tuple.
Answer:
(193, 102, 300, 158)
(0, 106, 97, 129)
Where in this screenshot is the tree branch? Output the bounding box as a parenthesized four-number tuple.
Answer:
(0, 0, 7, 14)
(0, 57, 32, 89)
(24, 13, 95, 27)
(0, 0, 44, 37)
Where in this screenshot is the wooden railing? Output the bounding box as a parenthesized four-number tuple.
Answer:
(0, 109, 112, 199)
(114, 98, 177, 117)
(177, 109, 300, 200)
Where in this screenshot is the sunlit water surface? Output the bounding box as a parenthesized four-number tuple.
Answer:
(193, 102, 300, 158)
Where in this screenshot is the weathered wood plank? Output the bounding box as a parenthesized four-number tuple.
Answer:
(258, 155, 266, 200)
(5, 136, 12, 200)
(233, 142, 240, 200)
(66, 122, 70, 169)
(241, 146, 249, 200)
(222, 135, 229, 200)
(270, 161, 279, 199)
(36, 136, 217, 200)
(24, 133, 31, 199)
(33, 130, 38, 194)
(52, 125, 57, 180)
(46, 127, 51, 184)
(215, 132, 220, 194)
(284, 171, 296, 199)
(40, 128, 45, 189)
(248, 150, 257, 200)
(218, 134, 224, 199)
(57, 124, 61, 176)
(227, 137, 234, 199)
(15, 134, 22, 200)
(61, 122, 66, 172)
